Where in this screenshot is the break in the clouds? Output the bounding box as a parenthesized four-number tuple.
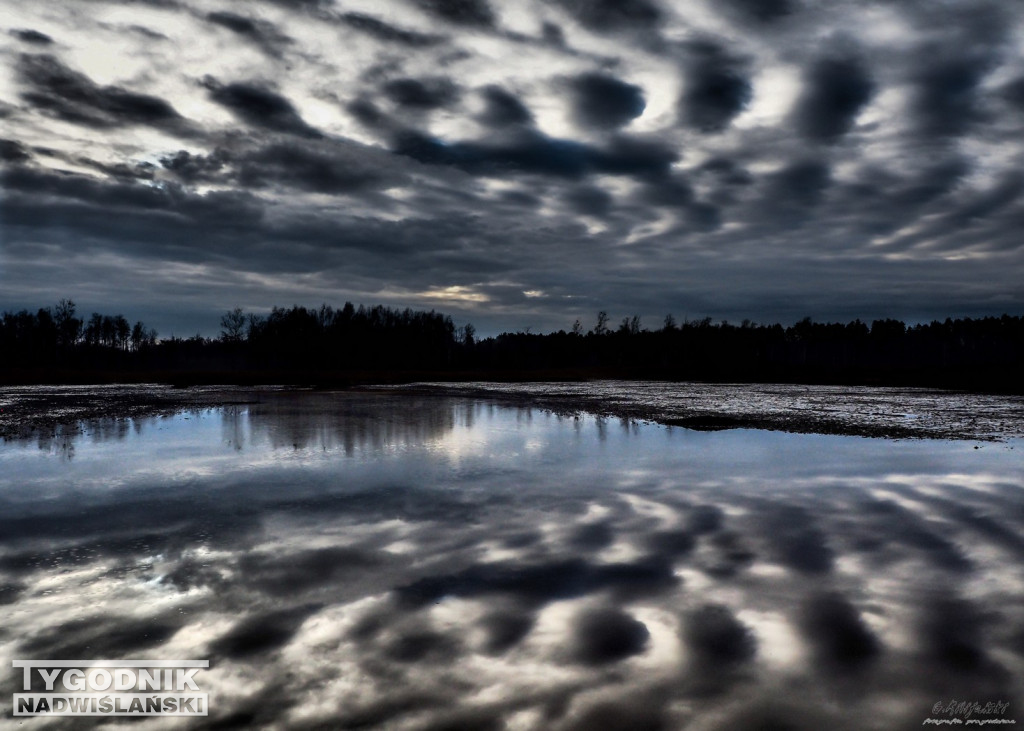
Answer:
(2, 0, 1024, 336)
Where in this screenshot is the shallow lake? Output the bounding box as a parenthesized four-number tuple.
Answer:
(1, 389, 1022, 729)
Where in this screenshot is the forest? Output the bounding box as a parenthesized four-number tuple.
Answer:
(2, 300, 1023, 391)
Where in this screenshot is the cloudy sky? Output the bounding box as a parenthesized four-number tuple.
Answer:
(2, 0, 1024, 336)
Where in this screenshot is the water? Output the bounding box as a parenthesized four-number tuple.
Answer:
(1, 389, 1022, 729)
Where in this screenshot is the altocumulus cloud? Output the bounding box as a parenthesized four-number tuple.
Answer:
(1, 0, 1024, 335)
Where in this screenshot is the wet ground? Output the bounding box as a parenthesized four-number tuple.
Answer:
(398, 381, 1024, 441)
(0, 387, 1021, 729)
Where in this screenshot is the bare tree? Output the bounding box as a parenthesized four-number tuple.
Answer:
(54, 299, 82, 347)
(220, 307, 246, 342)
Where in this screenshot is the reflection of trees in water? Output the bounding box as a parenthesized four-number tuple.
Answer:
(86, 417, 132, 444)
(30, 417, 139, 460)
(35, 423, 77, 461)
(241, 393, 464, 454)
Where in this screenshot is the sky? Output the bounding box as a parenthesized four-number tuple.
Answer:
(2, 0, 1024, 337)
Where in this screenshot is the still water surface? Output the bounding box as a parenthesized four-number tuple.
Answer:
(1, 390, 1022, 729)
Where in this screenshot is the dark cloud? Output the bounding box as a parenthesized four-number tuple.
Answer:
(202, 79, 320, 137)
(383, 77, 461, 110)
(232, 141, 394, 193)
(156, 137, 403, 195)
(639, 176, 693, 209)
(209, 604, 322, 659)
(478, 85, 533, 127)
(160, 148, 231, 184)
(564, 185, 613, 216)
(395, 555, 677, 609)
(799, 592, 880, 668)
(791, 49, 874, 142)
(206, 11, 292, 58)
(11, 29, 54, 45)
(347, 97, 389, 128)
(0, 139, 32, 163)
(688, 504, 726, 534)
(762, 503, 834, 573)
(478, 609, 535, 653)
(699, 531, 755, 578)
(21, 615, 181, 659)
(542, 22, 565, 46)
(911, 51, 994, 138)
(238, 546, 381, 596)
(643, 528, 695, 556)
(413, 0, 496, 28)
(17, 54, 188, 133)
(566, 519, 615, 549)
(768, 158, 832, 209)
(722, 0, 796, 24)
(563, 695, 669, 731)
(569, 606, 649, 665)
(1000, 75, 1024, 110)
(553, 0, 662, 32)
(392, 128, 676, 179)
(917, 595, 995, 672)
(0, 582, 26, 605)
(680, 41, 752, 133)
(683, 604, 756, 666)
(340, 12, 443, 46)
(569, 72, 646, 129)
(384, 628, 462, 663)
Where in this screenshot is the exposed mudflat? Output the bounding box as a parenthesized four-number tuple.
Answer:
(391, 381, 1024, 441)
(0, 384, 266, 442)
(3, 381, 1022, 443)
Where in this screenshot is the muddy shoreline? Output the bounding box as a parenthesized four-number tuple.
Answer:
(2, 382, 1022, 443)
(0, 385, 266, 442)
(382, 382, 1024, 442)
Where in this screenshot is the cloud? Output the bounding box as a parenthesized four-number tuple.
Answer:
(10, 29, 54, 45)
(722, 0, 797, 24)
(790, 47, 874, 142)
(799, 592, 880, 668)
(202, 79, 321, 137)
(391, 128, 677, 179)
(7, 0, 1024, 331)
(569, 606, 649, 665)
(206, 11, 293, 58)
(340, 12, 443, 46)
(17, 54, 189, 133)
(382, 77, 461, 110)
(552, 0, 663, 33)
(232, 140, 397, 193)
(680, 41, 752, 133)
(412, 0, 496, 28)
(0, 139, 31, 163)
(767, 158, 832, 209)
(209, 605, 323, 659)
(683, 603, 756, 666)
(911, 52, 994, 138)
(477, 85, 533, 127)
(568, 72, 646, 129)
(564, 184, 613, 216)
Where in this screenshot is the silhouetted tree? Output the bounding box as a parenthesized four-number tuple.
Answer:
(220, 307, 246, 342)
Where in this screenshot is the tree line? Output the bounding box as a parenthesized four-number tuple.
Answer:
(471, 312, 1024, 390)
(2, 301, 1022, 391)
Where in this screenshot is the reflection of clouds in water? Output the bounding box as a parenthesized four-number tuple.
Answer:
(0, 394, 1022, 728)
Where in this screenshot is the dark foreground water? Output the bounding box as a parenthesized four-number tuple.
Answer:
(1, 389, 1022, 729)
